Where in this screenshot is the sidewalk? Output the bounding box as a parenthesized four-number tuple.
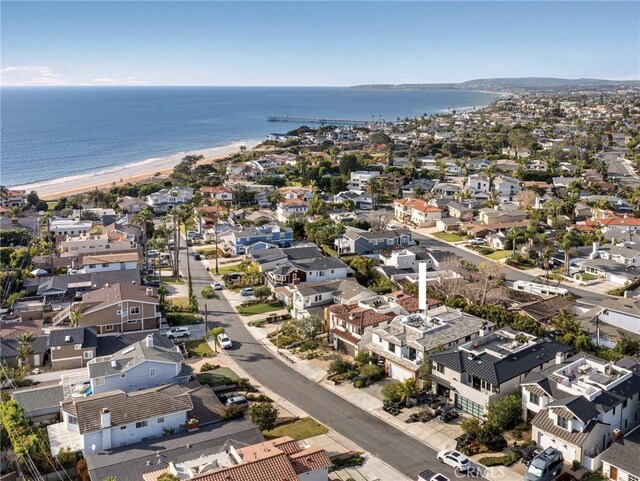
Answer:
(203, 338, 411, 481)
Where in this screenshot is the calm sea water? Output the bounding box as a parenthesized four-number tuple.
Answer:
(1, 87, 499, 186)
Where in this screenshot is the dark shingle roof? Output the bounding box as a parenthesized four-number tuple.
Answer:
(431, 341, 572, 385)
(548, 395, 599, 423)
(601, 426, 640, 476)
(49, 327, 98, 348)
(13, 385, 64, 414)
(0, 335, 49, 358)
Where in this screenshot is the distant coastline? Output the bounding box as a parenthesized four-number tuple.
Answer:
(12, 140, 259, 200)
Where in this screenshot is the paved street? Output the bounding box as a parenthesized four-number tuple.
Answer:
(178, 245, 461, 480)
(410, 232, 610, 306)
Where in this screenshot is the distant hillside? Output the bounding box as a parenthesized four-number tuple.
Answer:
(353, 77, 639, 91)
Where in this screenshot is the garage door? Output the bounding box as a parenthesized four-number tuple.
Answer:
(538, 433, 576, 463)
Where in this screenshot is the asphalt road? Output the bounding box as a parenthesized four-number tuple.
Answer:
(411, 232, 609, 307)
(178, 245, 461, 480)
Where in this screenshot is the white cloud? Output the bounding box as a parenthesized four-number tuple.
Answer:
(1, 65, 68, 86)
(83, 76, 148, 86)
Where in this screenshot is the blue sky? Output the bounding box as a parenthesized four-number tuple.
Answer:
(1, 1, 638, 86)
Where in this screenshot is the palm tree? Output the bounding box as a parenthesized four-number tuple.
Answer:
(541, 246, 554, 279)
(556, 228, 579, 276)
(69, 303, 84, 327)
(17, 332, 36, 367)
(506, 227, 523, 257)
(396, 378, 419, 408)
(133, 208, 154, 269)
(365, 177, 382, 210)
(87, 188, 104, 207)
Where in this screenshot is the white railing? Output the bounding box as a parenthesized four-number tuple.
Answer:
(51, 305, 72, 326)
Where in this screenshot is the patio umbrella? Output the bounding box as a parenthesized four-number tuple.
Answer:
(30, 268, 48, 277)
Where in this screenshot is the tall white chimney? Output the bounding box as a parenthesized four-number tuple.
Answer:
(555, 351, 566, 365)
(146, 287, 154, 296)
(146, 334, 154, 349)
(590, 241, 600, 259)
(100, 408, 111, 428)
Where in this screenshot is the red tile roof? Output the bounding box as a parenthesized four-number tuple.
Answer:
(394, 197, 442, 213)
(327, 303, 394, 328)
(330, 328, 360, 345)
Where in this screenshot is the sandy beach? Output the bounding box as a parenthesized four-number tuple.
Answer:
(12, 140, 260, 200)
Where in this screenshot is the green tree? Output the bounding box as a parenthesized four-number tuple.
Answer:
(486, 392, 522, 429)
(506, 227, 523, 257)
(157, 474, 181, 481)
(248, 402, 279, 431)
(461, 417, 482, 439)
(69, 303, 84, 327)
(253, 286, 272, 303)
(293, 315, 324, 340)
(381, 381, 402, 403)
(396, 378, 419, 407)
(206, 327, 226, 354)
(339, 154, 361, 178)
(556, 228, 580, 276)
(133, 208, 155, 268)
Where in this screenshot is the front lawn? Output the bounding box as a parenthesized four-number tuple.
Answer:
(166, 312, 203, 326)
(169, 296, 190, 309)
(432, 232, 465, 242)
(484, 250, 511, 260)
(217, 262, 243, 276)
(263, 417, 328, 441)
(184, 339, 212, 357)
(196, 367, 241, 387)
(237, 302, 283, 316)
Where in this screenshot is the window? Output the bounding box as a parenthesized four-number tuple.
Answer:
(104, 324, 114, 331)
(127, 319, 137, 324)
(454, 393, 485, 418)
(120, 426, 127, 430)
(94, 377, 105, 386)
(613, 406, 616, 415)
(75, 344, 82, 350)
(157, 417, 164, 423)
(117, 308, 128, 316)
(83, 351, 94, 360)
(68, 415, 78, 424)
(135, 421, 148, 429)
(130, 306, 141, 315)
(530, 393, 540, 405)
(557, 416, 569, 429)
(435, 363, 445, 374)
(102, 263, 109, 267)
(120, 373, 126, 379)
(150, 368, 156, 377)
(623, 400, 628, 409)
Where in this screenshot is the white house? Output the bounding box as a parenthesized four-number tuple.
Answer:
(68, 252, 139, 275)
(50, 219, 93, 237)
(276, 199, 309, 222)
(146, 187, 194, 213)
(88, 333, 190, 395)
(522, 354, 640, 470)
(348, 171, 380, 190)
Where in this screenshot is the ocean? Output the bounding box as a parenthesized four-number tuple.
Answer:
(1, 87, 500, 187)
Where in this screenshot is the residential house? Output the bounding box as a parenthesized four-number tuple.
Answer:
(0, 216, 41, 236)
(248, 245, 322, 272)
(200, 186, 234, 204)
(279, 186, 313, 202)
(219, 225, 293, 256)
(348, 171, 380, 190)
(68, 252, 139, 274)
(49, 327, 98, 371)
(118, 196, 149, 214)
(24, 269, 141, 298)
(394, 198, 444, 227)
(85, 419, 263, 481)
(577, 298, 640, 349)
(72, 208, 117, 226)
(88, 333, 190, 395)
(432, 182, 462, 198)
(49, 218, 93, 236)
(494, 175, 522, 201)
(600, 216, 640, 233)
(0, 189, 25, 208)
(146, 187, 194, 213)
(144, 436, 331, 481)
(266, 256, 352, 287)
(12, 385, 64, 423)
(60, 233, 137, 256)
(328, 302, 396, 357)
(402, 179, 437, 198)
(468, 174, 491, 194)
(48, 381, 222, 455)
(582, 242, 640, 285)
(478, 207, 528, 225)
(522, 354, 640, 470)
(446, 201, 475, 222)
(334, 226, 413, 255)
(333, 190, 373, 210)
(287, 278, 376, 320)
(486, 232, 507, 250)
(429, 327, 572, 418)
(0, 335, 48, 369)
(366, 305, 488, 384)
(601, 424, 640, 481)
(276, 199, 310, 223)
(52, 283, 160, 334)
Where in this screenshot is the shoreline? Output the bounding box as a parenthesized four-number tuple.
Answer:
(11, 140, 261, 200)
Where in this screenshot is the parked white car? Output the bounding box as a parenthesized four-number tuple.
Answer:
(164, 327, 190, 339)
(437, 450, 470, 472)
(211, 281, 222, 290)
(217, 333, 232, 349)
(469, 238, 485, 245)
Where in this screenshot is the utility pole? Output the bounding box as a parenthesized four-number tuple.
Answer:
(204, 302, 209, 335)
(214, 216, 219, 275)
